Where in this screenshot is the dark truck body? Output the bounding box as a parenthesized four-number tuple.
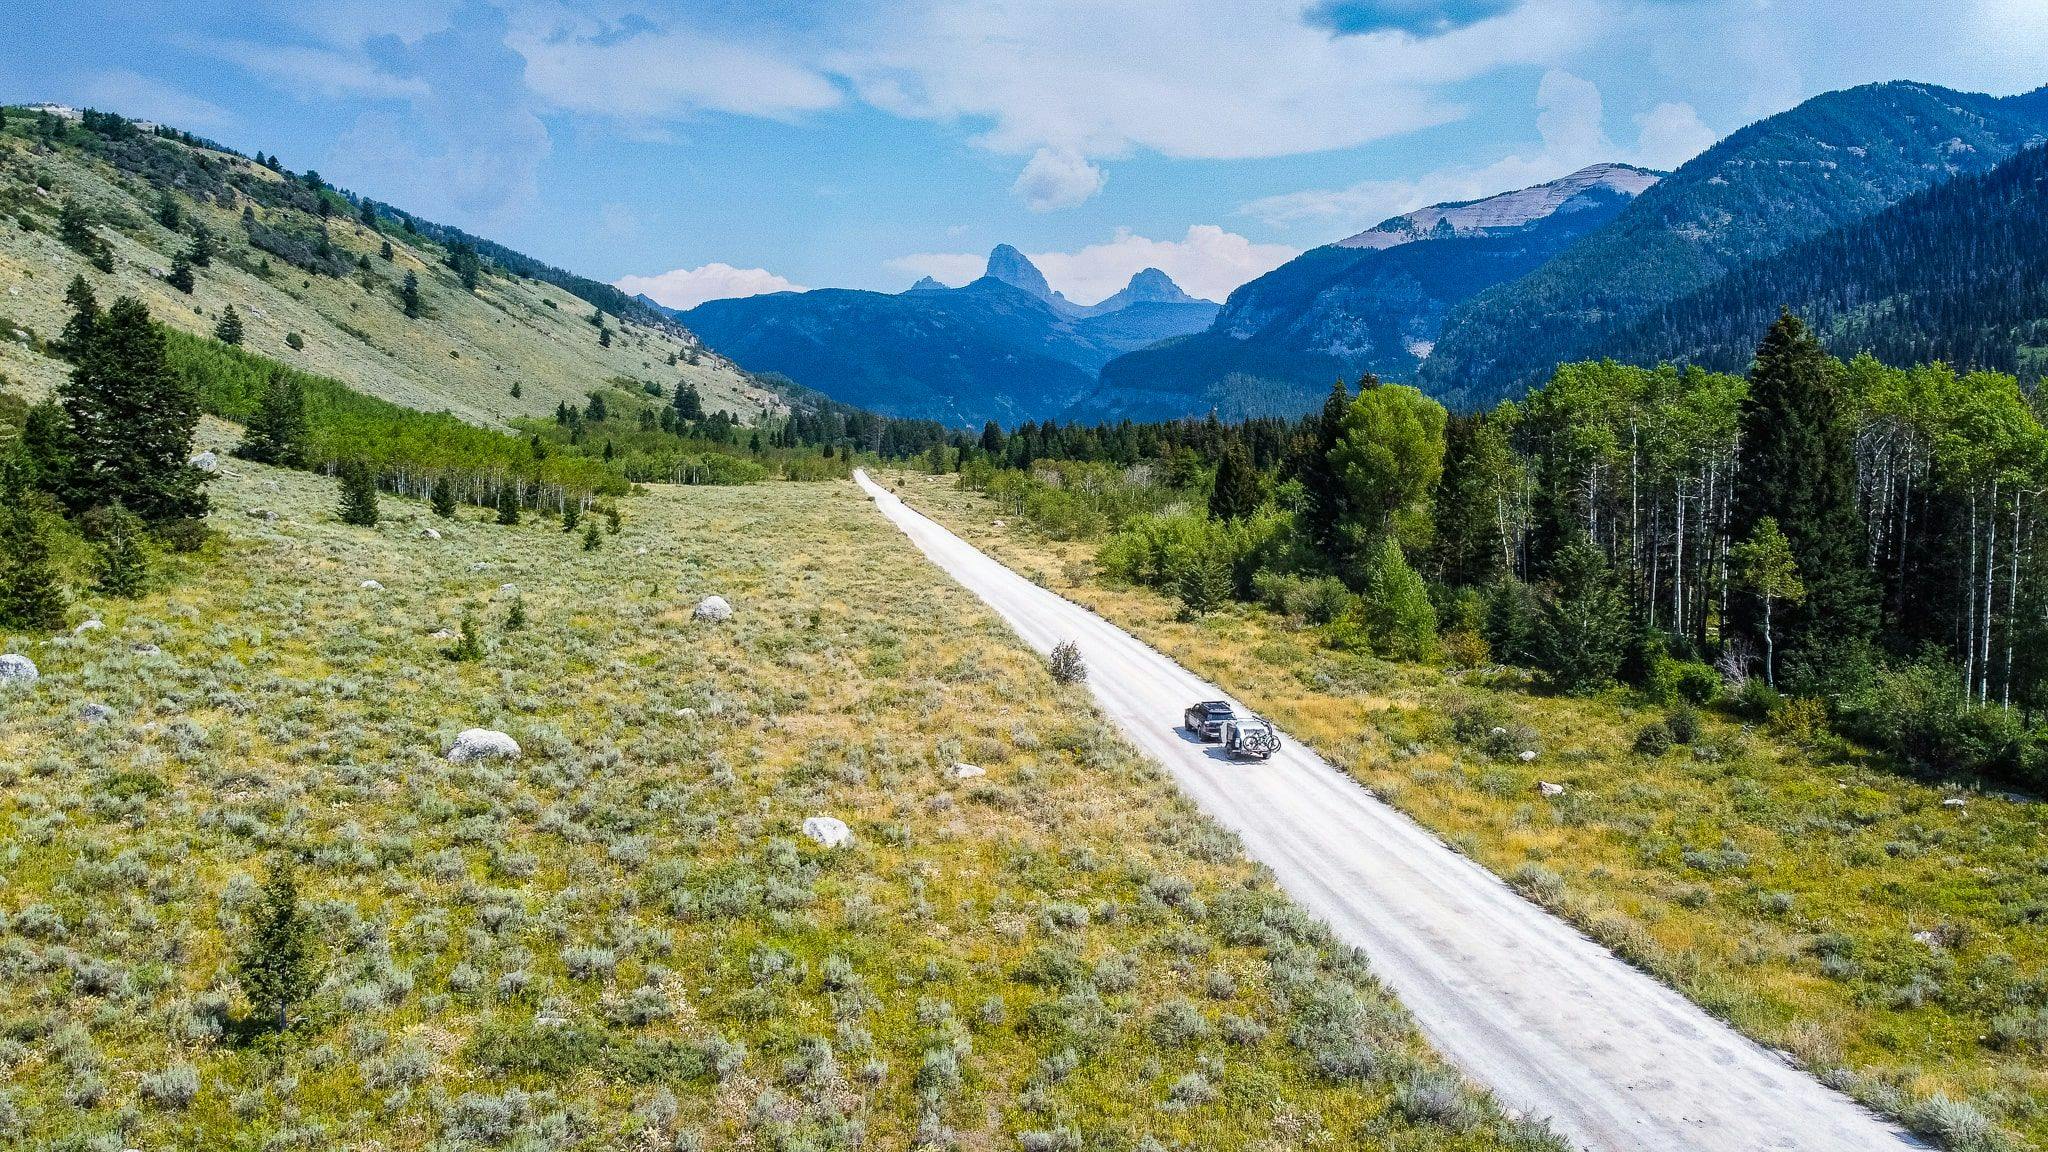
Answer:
(1183, 700, 1235, 740)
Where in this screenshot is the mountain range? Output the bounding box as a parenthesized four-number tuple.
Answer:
(673, 248, 1218, 425)
(667, 80, 2048, 426)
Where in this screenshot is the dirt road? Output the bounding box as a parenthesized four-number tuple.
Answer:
(856, 470, 1917, 1152)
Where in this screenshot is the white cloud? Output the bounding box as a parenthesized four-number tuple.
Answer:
(190, 39, 430, 100)
(888, 226, 1298, 306)
(1240, 69, 1712, 233)
(615, 264, 806, 310)
(1012, 147, 1106, 211)
(510, 14, 841, 122)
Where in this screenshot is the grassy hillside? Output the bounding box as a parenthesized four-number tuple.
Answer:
(0, 443, 1568, 1150)
(886, 470, 2048, 1152)
(0, 108, 777, 424)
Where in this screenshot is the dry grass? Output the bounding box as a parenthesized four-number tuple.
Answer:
(0, 444, 1564, 1151)
(884, 468, 2048, 1151)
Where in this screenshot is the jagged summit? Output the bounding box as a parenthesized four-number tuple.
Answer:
(1089, 267, 1208, 312)
(983, 243, 1058, 301)
(1338, 163, 1661, 250)
(905, 276, 947, 292)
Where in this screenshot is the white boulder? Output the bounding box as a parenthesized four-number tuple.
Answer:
(498, 583, 519, 597)
(1537, 781, 1566, 798)
(73, 619, 104, 635)
(447, 728, 521, 763)
(1518, 749, 1538, 763)
(0, 654, 38, 686)
(360, 580, 383, 591)
(694, 595, 733, 622)
(419, 527, 441, 540)
(1940, 797, 1967, 809)
(428, 629, 456, 641)
(188, 450, 220, 474)
(949, 762, 986, 779)
(801, 816, 853, 849)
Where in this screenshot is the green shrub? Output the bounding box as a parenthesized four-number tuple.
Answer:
(1360, 536, 1436, 661)
(1837, 656, 2038, 788)
(1664, 702, 1702, 745)
(1634, 721, 1673, 756)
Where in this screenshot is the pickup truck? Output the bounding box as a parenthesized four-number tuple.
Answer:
(1183, 700, 1235, 741)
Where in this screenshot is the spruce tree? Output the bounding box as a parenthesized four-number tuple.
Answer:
(235, 860, 315, 1032)
(0, 509, 69, 632)
(447, 613, 484, 662)
(92, 503, 149, 598)
(55, 275, 99, 362)
(186, 227, 213, 268)
(1729, 312, 1876, 666)
(155, 191, 180, 230)
(495, 485, 521, 525)
(430, 475, 457, 518)
(60, 296, 209, 523)
(1207, 442, 1260, 521)
(400, 270, 421, 318)
(505, 597, 527, 631)
(1539, 538, 1627, 694)
(166, 255, 194, 293)
(213, 305, 243, 345)
(561, 501, 580, 532)
(235, 371, 309, 467)
(581, 519, 602, 551)
(336, 460, 379, 526)
(672, 382, 704, 422)
(379, 239, 394, 261)
(1295, 378, 1353, 558)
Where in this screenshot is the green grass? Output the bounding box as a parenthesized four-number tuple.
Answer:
(886, 468, 2048, 1152)
(0, 444, 1566, 1151)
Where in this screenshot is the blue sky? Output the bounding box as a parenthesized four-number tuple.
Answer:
(6, 1, 2045, 306)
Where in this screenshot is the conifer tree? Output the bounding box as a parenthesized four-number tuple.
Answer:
(186, 227, 213, 268)
(1729, 312, 1875, 666)
(1296, 378, 1353, 557)
(981, 420, 1004, 456)
(1539, 538, 1627, 694)
(234, 370, 309, 467)
(358, 199, 378, 229)
(430, 475, 456, 518)
(58, 200, 112, 270)
(495, 485, 521, 525)
(509, 381, 521, 399)
(447, 613, 484, 662)
(155, 191, 180, 230)
(92, 503, 148, 598)
(604, 507, 621, 535)
(505, 597, 527, 631)
(672, 382, 704, 422)
(60, 295, 208, 523)
(213, 305, 243, 345)
(235, 860, 315, 1032)
(1208, 442, 1260, 521)
(585, 392, 608, 423)
(166, 255, 194, 293)
(379, 239, 393, 261)
(561, 501, 580, 532)
(582, 519, 602, 551)
(55, 275, 99, 362)
(336, 460, 379, 526)
(0, 509, 68, 631)
(400, 270, 421, 318)
(12, 401, 74, 502)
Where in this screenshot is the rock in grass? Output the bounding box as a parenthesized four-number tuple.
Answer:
(188, 450, 220, 473)
(360, 580, 383, 591)
(81, 702, 115, 723)
(950, 763, 986, 779)
(73, 619, 104, 635)
(1538, 781, 1565, 797)
(447, 728, 521, 763)
(694, 595, 733, 622)
(1941, 797, 1967, 809)
(1518, 749, 1538, 763)
(420, 527, 441, 540)
(802, 816, 852, 848)
(0, 654, 38, 686)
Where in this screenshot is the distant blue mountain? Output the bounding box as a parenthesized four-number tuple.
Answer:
(673, 248, 1217, 425)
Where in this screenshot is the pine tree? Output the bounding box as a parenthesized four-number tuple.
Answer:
(1361, 536, 1437, 660)
(379, 239, 393, 261)
(447, 613, 484, 662)
(1539, 538, 1628, 694)
(234, 371, 309, 467)
(92, 503, 149, 598)
(155, 191, 180, 230)
(235, 860, 315, 1032)
(1207, 442, 1260, 521)
(672, 383, 704, 422)
(60, 296, 209, 523)
(430, 475, 456, 518)
(1173, 550, 1231, 617)
(1295, 378, 1353, 558)
(336, 459, 379, 526)
(358, 199, 378, 229)
(213, 305, 243, 345)
(598, 326, 612, 348)
(0, 509, 69, 632)
(582, 519, 602, 551)
(186, 227, 213, 268)
(604, 506, 621, 535)
(58, 200, 112, 270)
(495, 485, 521, 525)
(1729, 312, 1876, 666)
(505, 597, 527, 631)
(400, 270, 421, 319)
(585, 393, 608, 422)
(981, 420, 1004, 456)
(55, 275, 99, 362)
(166, 256, 194, 293)
(509, 381, 521, 399)
(561, 501, 580, 532)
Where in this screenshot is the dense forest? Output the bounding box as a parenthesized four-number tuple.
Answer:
(1605, 142, 2048, 381)
(947, 315, 2048, 789)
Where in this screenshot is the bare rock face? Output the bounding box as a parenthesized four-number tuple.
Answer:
(801, 816, 853, 849)
(0, 654, 38, 686)
(447, 728, 521, 763)
(694, 595, 733, 622)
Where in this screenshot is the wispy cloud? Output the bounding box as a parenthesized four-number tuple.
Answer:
(74, 70, 238, 136)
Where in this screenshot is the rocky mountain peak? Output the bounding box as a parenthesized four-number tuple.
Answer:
(984, 244, 1055, 300)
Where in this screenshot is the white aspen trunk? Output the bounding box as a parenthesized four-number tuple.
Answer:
(1674, 482, 1686, 640)
(1982, 478, 1999, 705)
(1763, 592, 1775, 687)
(1965, 488, 1979, 696)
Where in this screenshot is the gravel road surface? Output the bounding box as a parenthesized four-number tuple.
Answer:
(857, 469, 1917, 1152)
